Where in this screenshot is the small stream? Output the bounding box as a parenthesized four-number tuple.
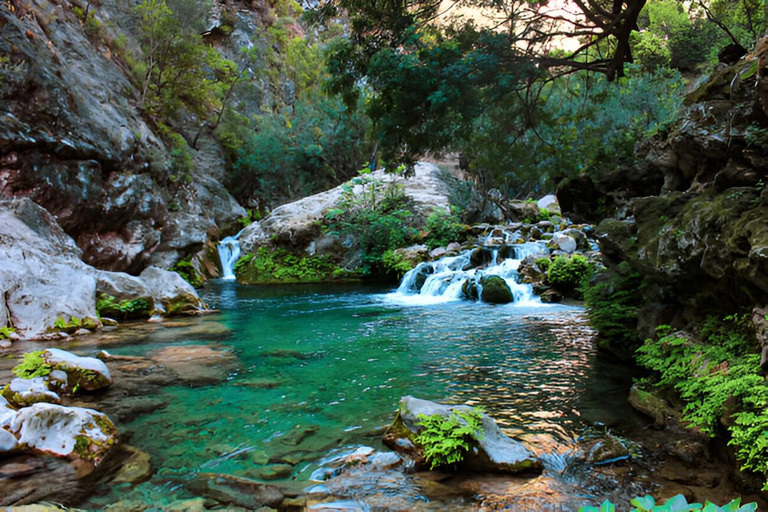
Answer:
(73, 280, 645, 508)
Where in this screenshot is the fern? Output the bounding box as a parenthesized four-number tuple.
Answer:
(637, 316, 768, 486)
(12, 351, 53, 379)
(414, 409, 484, 469)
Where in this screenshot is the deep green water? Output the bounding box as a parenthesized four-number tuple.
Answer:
(84, 281, 641, 507)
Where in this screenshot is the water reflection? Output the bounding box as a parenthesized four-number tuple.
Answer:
(80, 282, 642, 507)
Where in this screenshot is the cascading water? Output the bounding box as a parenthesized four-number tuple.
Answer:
(391, 241, 548, 305)
(217, 229, 244, 280)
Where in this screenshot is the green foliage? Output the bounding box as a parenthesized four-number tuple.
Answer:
(134, 0, 238, 121)
(637, 315, 768, 487)
(535, 257, 551, 271)
(236, 247, 350, 283)
(424, 208, 466, 250)
(223, 94, 372, 209)
(171, 257, 203, 288)
(585, 264, 644, 356)
(96, 294, 151, 320)
(13, 351, 52, 380)
(414, 409, 485, 470)
(325, 168, 419, 275)
(579, 494, 757, 512)
(381, 249, 415, 279)
(0, 326, 16, 340)
(462, 66, 683, 196)
(547, 254, 591, 295)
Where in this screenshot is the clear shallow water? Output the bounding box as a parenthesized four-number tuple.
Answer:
(84, 281, 642, 507)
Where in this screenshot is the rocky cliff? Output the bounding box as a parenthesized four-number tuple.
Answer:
(558, 56, 768, 353)
(0, 0, 251, 275)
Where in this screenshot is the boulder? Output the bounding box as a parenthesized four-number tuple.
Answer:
(383, 396, 541, 474)
(537, 195, 561, 215)
(239, 163, 459, 262)
(42, 348, 112, 392)
(506, 201, 541, 223)
(551, 233, 577, 254)
(2, 378, 61, 407)
(10, 403, 118, 465)
(186, 473, 284, 509)
(0, 199, 206, 339)
(479, 276, 514, 304)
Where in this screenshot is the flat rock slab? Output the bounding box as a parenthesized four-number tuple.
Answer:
(186, 472, 284, 509)
(149, 344, 239, 386)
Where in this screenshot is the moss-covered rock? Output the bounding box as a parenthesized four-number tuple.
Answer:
(479, 275, 513, 304)
(382, 396, 542, 474)
(42, 348, 112, 392)
(9, 403, 118, 465)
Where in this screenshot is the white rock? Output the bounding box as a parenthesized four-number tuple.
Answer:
(552, 233, 577, 254)
(537, 194, 559, 211)
(8, 377, 61, 405)
(0, 396, 16, 428)
(44, 348, 111, 381)
(0, 428, 18, 452)
(10, 403, 117, 463)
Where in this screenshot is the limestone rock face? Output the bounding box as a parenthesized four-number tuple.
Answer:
(0, 198, 204, 338)
(0, 3, 244, 273)
(238, 163, 462, 271)
(383, 396, 541, 474)
(10, 403, 118, 465)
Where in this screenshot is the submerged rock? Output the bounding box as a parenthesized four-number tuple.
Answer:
(479, 275, 513, 304)
(383, 396, 541, 474)
(9, 403, 118, 465)
(148, 344, 238, 386)
(186, 472, 284, 509)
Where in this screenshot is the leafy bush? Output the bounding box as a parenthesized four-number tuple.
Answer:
(325, 168, 419, 275)
(547, 254, 591, 296)
(424, 208, 465, 250)
(96, 294, 151, 320)
(381, 249, 416, 279)
(414, 409, 485, 470)
(580, 494, 756, 512)
(584, 264, 644, 357)
(637, 315, 768, 488)
(13, 351, 53, 379)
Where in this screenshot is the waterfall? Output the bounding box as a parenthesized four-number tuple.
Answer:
(391, 241, 549, 306)
(217, 229, 245, 281)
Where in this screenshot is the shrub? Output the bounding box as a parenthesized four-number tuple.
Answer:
(547, 254, 591, 295)
(414, 409, 485, 470)
(381, 249, 415, 279)
(13, 351, 53, 379)
(424, 207, 465, 250)
(637, 315, 768, 488)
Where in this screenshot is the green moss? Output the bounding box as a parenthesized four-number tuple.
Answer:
(171, 257, 204, 288)
(235, 247, 353, 284)
(0, 326, 16, 340)
(96, 294, 150, 320)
